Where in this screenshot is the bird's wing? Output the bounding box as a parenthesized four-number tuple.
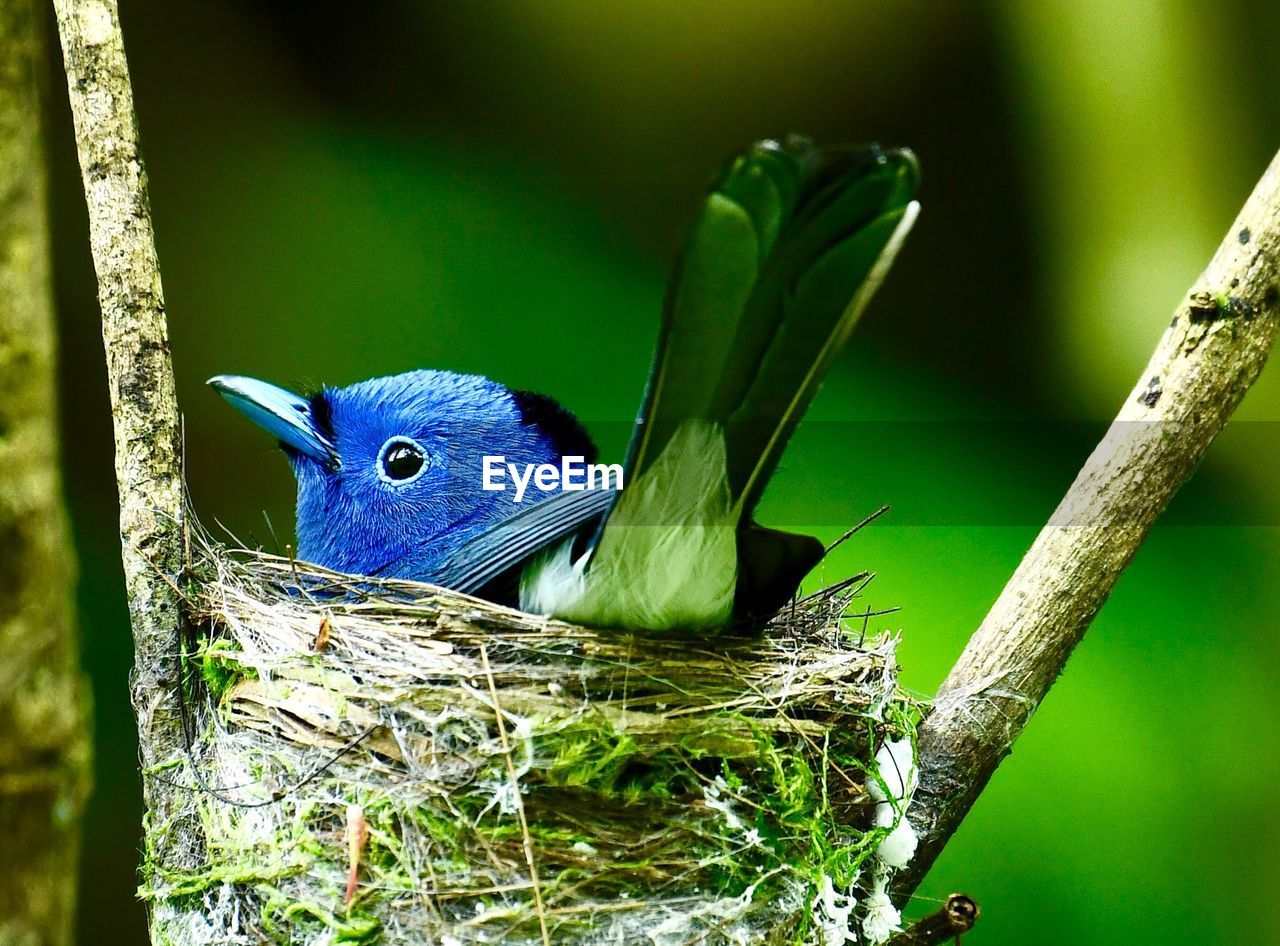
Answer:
(625, 136, 919, 514)
(427, 487, 615, 595)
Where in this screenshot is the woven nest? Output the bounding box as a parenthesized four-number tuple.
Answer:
(143, 530, 920, 946)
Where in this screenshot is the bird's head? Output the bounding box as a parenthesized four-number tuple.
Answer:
(209, 371, 594, 577)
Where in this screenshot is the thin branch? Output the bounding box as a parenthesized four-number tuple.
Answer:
(52, 0, 185, 821)
(889, 894, 979, 946)
(895, 149, 1280, 899)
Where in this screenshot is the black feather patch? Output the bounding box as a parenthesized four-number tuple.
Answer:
(307, 390, 337, 445)
(510, 389, 597, 463)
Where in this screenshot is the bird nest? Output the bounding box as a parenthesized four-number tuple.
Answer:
(142, 533, 920, 946)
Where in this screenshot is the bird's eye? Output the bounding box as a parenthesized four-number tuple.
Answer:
(378, 437, 427, 484)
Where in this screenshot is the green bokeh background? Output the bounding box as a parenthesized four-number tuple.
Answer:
(41, 2, 1280, 943)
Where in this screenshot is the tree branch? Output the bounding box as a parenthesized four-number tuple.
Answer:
(889, 894, 979, 946)
(0, 1, 91, 942)
(51, 0, 185, 843)
(896, 149, 1280, 898)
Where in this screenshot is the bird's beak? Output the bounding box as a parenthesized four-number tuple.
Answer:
(207, 374, 340, 469)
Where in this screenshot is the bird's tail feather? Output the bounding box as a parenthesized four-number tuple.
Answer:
(625, 136, 920, 516)
(599, 137, 919, 619)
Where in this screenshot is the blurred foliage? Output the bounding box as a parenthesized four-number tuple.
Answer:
(40, 1, 1280, 944)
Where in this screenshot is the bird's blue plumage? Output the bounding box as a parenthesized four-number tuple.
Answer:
(212, 369, 596, 582)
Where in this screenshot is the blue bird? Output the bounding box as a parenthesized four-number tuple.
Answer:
(207, 371, 598, 580)
(213, 136, 919, 630)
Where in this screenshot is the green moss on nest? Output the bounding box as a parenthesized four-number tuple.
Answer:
(193, 636, 256, 704)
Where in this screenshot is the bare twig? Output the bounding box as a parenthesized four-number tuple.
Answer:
(889, 894, 979, 946)
(481, 645, 552, 946)
(895, 149, 1280, 899)
(52, 0, 185, 843)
